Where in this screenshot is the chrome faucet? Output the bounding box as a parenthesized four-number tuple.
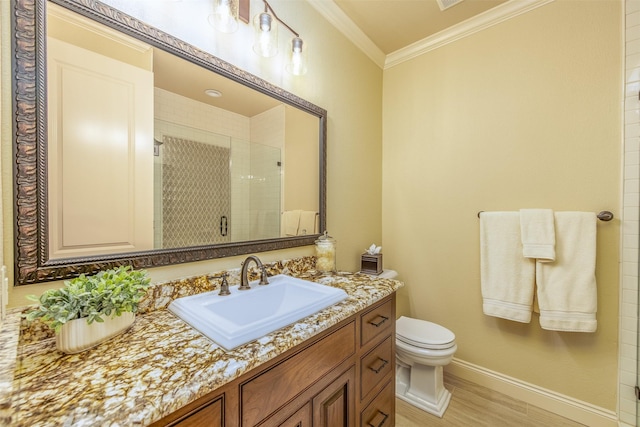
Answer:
(239, 255, 269, 290)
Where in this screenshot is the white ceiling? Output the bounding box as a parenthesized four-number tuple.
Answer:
(154, 48, 281, 117)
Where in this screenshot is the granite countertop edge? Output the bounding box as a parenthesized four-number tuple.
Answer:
(4, 271, 403, 426)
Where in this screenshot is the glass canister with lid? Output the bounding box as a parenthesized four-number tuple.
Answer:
(315, 231, 336, 273)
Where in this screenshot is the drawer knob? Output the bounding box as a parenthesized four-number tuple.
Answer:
(368, 315, 389, 327)
(367, 410, 389, 427)
(369, 357, 389, 374)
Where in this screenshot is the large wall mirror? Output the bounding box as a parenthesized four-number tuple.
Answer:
(12, 0, 327, 285)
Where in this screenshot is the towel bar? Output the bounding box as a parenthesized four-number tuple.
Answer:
(476, 210, 614, 221)
(596, 211, 614, 221)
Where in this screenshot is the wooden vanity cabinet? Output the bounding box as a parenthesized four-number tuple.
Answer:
(358, 297, 396, 427)
(153, 293, 396, 427)
(162, 393, 225, 427)
(240, 321, 356, 427)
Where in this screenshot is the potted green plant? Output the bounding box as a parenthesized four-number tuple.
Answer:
(25, 266, 151, 354)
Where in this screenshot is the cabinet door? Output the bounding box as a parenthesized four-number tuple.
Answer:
(241, 322, 355, 426)
(47, 36, 154, 259)
(170, 396, 223, 427)
(279, 402, 312, 427)
(312, 367, 355, 427)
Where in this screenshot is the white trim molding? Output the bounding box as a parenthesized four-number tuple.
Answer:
(447, 358, 618, 427)
(307, 0, 554, 70)
(306, 0, 386, 68)
(385, 0, 554, 68)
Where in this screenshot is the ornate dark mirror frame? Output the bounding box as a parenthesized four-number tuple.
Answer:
(12, 0, 327, 285)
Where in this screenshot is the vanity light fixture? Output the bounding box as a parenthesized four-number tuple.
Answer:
(209, 0, 239, 33)
(252, 5, 278, 57)
(286, 36, 307, 76)
(252, 0, 307, 75)
(210, 0, 250, 33)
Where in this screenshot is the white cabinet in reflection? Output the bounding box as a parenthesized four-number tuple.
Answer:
(46, 31, 154, 259)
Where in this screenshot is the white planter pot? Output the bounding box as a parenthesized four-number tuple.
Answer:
(56, 312, 135, 354)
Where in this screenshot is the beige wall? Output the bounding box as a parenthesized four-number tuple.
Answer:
(382, 0, 621, 410)
(284, 105, 319, 212)
(4, 0, 621, 416)
(3, 0, 383, 305)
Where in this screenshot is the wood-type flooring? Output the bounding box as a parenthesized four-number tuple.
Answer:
(395, 373, 587, 426)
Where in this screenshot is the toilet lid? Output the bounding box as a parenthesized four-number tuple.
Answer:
(396, 316, 455, 350)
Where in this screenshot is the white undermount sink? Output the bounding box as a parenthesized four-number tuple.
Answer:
(168, 274, 348, 350)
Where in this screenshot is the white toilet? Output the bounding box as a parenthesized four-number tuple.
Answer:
(395, 316, 457, 417)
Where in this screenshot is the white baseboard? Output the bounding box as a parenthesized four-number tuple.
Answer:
(447, 358, 618, 426)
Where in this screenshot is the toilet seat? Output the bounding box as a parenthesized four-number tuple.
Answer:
(396, 316, 455, 350)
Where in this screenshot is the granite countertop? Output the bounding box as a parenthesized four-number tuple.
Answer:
(0, 261, 402, 427)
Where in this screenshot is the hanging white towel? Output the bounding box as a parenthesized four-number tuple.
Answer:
(520, 209, 556, 262)
(299, 211, 317, 235)
(536, 212, 597, 333)
(480, 212, 536, 323)
(282, 210, 301, 236)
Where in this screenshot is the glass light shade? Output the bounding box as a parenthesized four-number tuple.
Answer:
(286, 37, 307, 76)
(253, 12, 278, 58)
(210, 0, 238, 33)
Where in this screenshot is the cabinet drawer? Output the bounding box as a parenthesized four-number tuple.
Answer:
(360, 381, 394, 427)
(241, 321, 355, 426)
(360, 299, 393, 347)
(360, 336, 392, 401)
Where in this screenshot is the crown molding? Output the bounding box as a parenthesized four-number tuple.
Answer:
(385, 0, 555, 68)
(306, 0, 554, 70)
(306, 0, 386, 68)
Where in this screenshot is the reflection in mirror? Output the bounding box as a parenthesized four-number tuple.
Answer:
(13, 0, 326, 284)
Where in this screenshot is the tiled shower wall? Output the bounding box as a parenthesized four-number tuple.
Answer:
(154, 88, 244, 246)
(621, 1, 640, 425)
(161, 136, 231, 247)
(231, 106, 285, 241)
(154, 88, 284, 243)
(230, 138, 251, 242)
(249, 143, 281, 240)
(249, 107, 285, 239)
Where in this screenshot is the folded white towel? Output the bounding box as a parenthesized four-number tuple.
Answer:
(536, 212, 597, 332)
(282, 210, 301, 236)
(299, 211, 317, 235)
(480, 212, 536, 323)
(520, 209, 556, 262)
